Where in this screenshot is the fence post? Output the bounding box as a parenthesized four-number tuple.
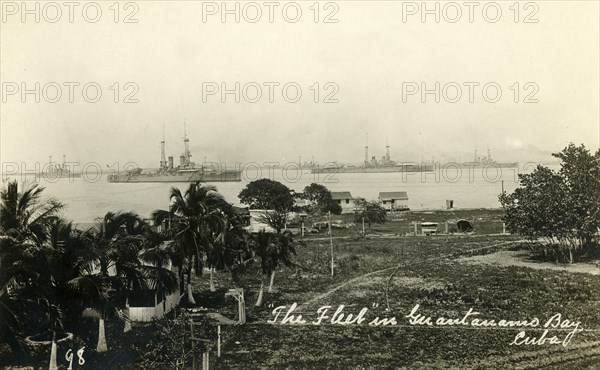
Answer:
(240, 289, 246, 324)
(190, 320, 196, 370)
(217, 325, 221, 358)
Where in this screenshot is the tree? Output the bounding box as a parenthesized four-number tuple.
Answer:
(0, 181, 63, 247)
(500, 144, 600, 263)
(256, 210, 289, 235)
(109, 217, 178, 332)
(239, 179, 298, 235)
(302, 183, 342, 215)
(499, 166, 568, 243)
(553, 144, 600, 256)
(0, 181, 65, 356)
(353, 200, 388, 229)
(41, 219, 88, 365)
(79, 212, 178, 349)
(137, 226, 180, 312)
(238, 179, 296, 212)
(79, 211, 145, 351)
(210, 216, 253, 288)
(153, 182, 229, 304)
(252, 231, 296, 306)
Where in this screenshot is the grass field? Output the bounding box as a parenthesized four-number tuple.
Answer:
(195, 210, 600, 369)
(5, 209, 600, 369)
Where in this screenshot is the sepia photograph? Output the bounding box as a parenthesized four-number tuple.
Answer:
(1, 0, 599, 368)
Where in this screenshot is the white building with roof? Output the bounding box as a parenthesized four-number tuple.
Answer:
(331, 191, 360, 214)
(378, 191, 409, 211)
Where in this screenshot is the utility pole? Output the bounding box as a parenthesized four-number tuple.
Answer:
(329, 211, 333, 277)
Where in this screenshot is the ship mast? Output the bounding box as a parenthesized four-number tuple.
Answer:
(160, 122, 167, 170)
(385, 136, 390, 163)
(364, 133, 369, 166)
(183, 118, 191, 166)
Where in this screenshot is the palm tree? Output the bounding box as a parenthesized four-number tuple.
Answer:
(1, 181, 63, 296)
(79, 212, 179, 345)
(209, 215, 254, 290)
(67, 274, 112, 352)
(0, 180, 65, 357)
(0, 180, 63, 246)
(41, 219, 88, 367)
(153, 182, 229, 304)
(267, 233, 296, 293)
(0, 181, 95, 367)
(137, 226, 179, 313)
(253, 231, 296, 306)
(76, 211, 143, 350)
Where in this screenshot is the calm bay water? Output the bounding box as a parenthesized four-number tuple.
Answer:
(4, 163, 546, 223)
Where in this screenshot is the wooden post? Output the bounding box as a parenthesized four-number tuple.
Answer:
(217, 325, 221, 358)
(301, 221, 305, 237)
(413, 222, 418, 236)
(240, 289, 246, 324)
(226, 288, 246, 324)
(190, 320, 196, 370)
(503, 222, 506, 234)
(329, 212, 334, 277)
(445, 221, 448, 234)
(362, 217, 365, 235)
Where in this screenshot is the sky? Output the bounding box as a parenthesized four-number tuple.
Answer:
(1, 0, 599, 169)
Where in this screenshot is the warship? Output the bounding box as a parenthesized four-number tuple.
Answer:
(311, 138, 434, 174)
(45, 155, 81, 178)
(107, 126, 241, 183)
(462, 149, 517, 168)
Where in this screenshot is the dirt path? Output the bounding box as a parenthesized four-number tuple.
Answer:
(462, 249, 600, 275)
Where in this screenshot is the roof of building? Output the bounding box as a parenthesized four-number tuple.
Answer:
(378, 191, 409, 200)
(331, 191, 353, 200)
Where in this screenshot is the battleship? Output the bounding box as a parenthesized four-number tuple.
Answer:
(45, 155, 81, 178)
(462, 149, 517, 168)
(107, 126, 242, 183)
(311, 139, 434, 174)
